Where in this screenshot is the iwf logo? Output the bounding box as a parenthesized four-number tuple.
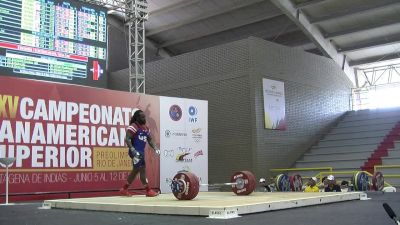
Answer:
(188, 106, 198, 123)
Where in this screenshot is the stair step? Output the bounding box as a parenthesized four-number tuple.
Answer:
(382, 157, 400, 165)
(296, 159, 366, 169)
(343, 110, 400, 122)
(330, 124, 397, 134)
(323, 130, 390, 141)
(317, 137, 383, 147)
(305, 149, 375, 156)
(336, 117, 400, 128)
(302, 152, 373, 161)
(347, 108, 400, 116)
(387, 150, 400, 157)
(310, 144, 377, 154)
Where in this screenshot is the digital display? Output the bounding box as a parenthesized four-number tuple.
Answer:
(0, 0, 107, 88)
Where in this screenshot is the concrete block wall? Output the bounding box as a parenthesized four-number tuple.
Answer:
(248, 37, 352, 178)
(108, 37, 353, 182)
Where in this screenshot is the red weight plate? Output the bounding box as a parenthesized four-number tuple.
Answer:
(231, 171, 256, 195)
(245, 171, 256, 194)
(171, 172, 200, 200)
(290, 174, 303, 192)
(372, 172, 384, 191)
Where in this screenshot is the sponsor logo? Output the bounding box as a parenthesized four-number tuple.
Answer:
(164, 149, 174, 157)
(176, 147, 192, 162)
(169, 105, 182, 121)
(188, 106, 198, 123)
(176, 153, 191, 162)
(194, 150, 204, 158)
(192, 128, 203, 143)
(181, 165, 191, 172)
(192, 128, 201, 133)
(165, 129, 187, 138)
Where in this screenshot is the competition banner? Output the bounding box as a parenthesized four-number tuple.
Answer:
(0, 76, 160, 195)
(159, 97, 208, 193)
(263, 78, 286, 130)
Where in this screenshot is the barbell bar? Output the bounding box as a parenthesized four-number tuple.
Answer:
(199, 182, 240, 186)
(170, 170, 256, 200)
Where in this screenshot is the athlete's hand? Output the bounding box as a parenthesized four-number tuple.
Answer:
(155, 149, 161, 156)
(129, 147, 138, 159)
(133, 151, 141, 165)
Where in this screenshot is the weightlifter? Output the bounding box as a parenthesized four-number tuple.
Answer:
(119, 109, 160, 197)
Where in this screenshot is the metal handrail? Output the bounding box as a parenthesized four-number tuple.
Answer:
(270, 167, 333, 173)
(374, 165, 400, 185)
(374, 165, 400, 172)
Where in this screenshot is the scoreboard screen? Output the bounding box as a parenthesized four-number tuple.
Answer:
(0, 0, 107, 88)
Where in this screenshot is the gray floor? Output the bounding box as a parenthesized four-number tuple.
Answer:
(0, 192, 399, 225)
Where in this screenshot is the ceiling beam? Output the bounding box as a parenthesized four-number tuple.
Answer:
(294, 0, 330, 9)
(146, 38, 172, 58)
(337, 33, 400, 53)
(305, 48, 324, 56)
(293, 42, 317, 51)
(309, 0, 400, 24)
(147, 0, 265, 36)
(149, 0, 201, 16)
(325, 20, 400, 39)
(271, 0, 355, 83)
(265, 29, 311, 46)
(349, 53, 400, 67)
(158, 13, 284, 48)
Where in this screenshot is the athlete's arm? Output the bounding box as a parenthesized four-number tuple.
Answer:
(125, 130, 138, 158)
(147, 136, 160, 155)
(125, 131, 134, 149)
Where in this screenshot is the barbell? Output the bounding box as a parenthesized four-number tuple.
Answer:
(274, 171, 385, 192)
(275, 174, 303, 192)
(170, 170, 256, 200)
(352, 171, 385, 191)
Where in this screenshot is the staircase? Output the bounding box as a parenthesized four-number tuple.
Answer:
(294, 108, 400, 179)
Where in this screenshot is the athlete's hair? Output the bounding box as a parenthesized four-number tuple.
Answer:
(130, 109, 143, 124)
